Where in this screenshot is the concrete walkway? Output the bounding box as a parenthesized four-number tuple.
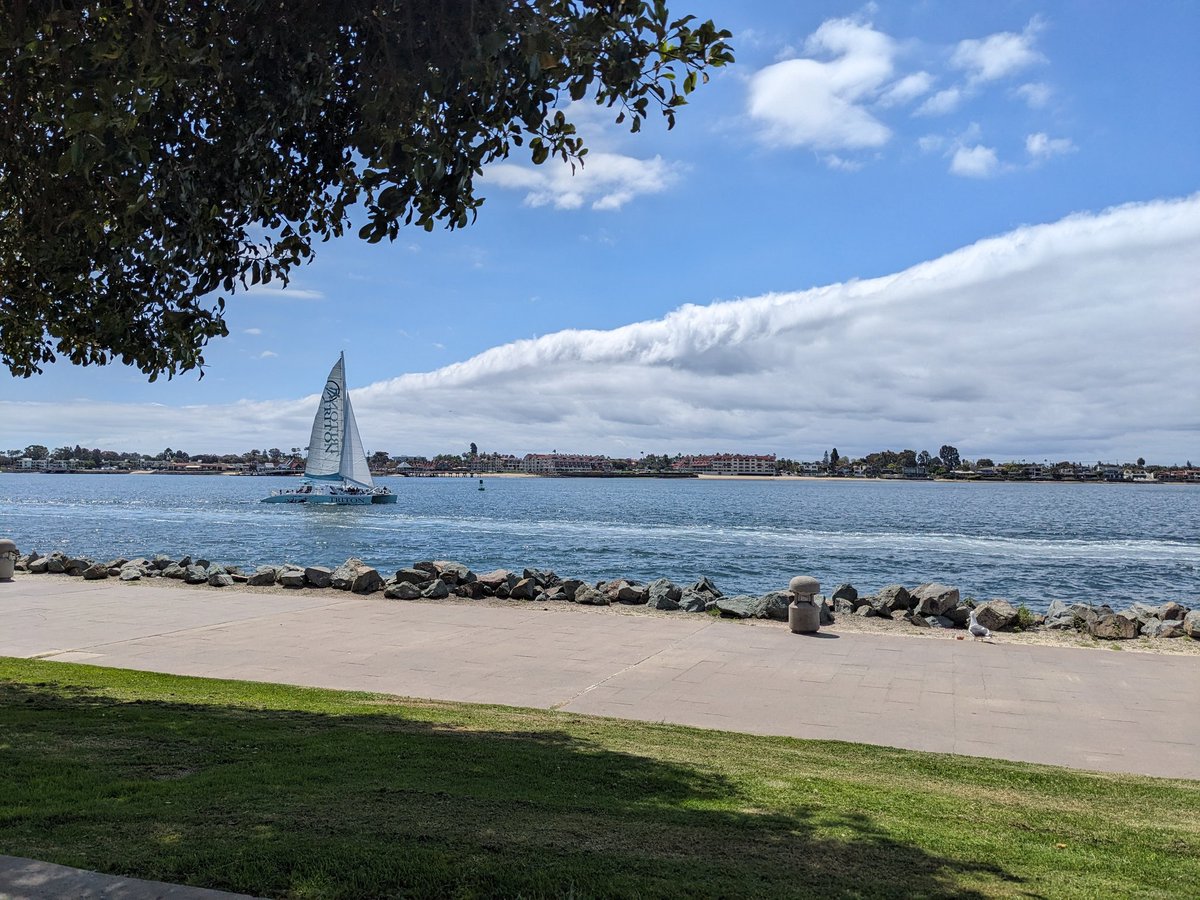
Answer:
(0, 854, 258, 899)
(3, 576, 1196, 779)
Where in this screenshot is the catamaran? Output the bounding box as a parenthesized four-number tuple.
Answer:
(262, 353, 396, 505)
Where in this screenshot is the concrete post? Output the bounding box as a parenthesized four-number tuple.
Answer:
(788, 575, 820, 633)
(0, 539, 17, 581)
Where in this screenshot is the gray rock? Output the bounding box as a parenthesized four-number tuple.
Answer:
(411, 561, 440, 578)
(573, 585, 609, 606)
(1127, 603, 1163, 625)
(304, 566, 333, 589)
(509, 577, 539, 600)
(560, 579, 584, 601)
(867, 596, 895, 618)
(1184, 609, 1200, 639)
(103, 557, 130, 570)
(152, 554, 174, 570)
(162, 563, 185, 579)
(1141, 619, 1185, 638)
(207, 564, 228, 577)
(183, 565, 209, 584)
(926, 615, 956, 628)
(833, 598, 855, 615)
(82, 564, 109, 580)
(434, 560, 475, 585)
(646, 578, 682, 611)
(278, 568, 307, 588)
(418, 579, 448, 599)
(390, 567, 428, 586)
(1090, 613, 1138, 640)
(876, 585, 911, 611)
(331, 557, 367, 590)
(351, 567, 384, 595)
(855, 605, 877, 617)
(831, 583, 858, 603)
(523, 567, 558, 586)
(909, 613, 931, 628)
(761, 590, 794, 621)
(1160, 601, 1188, 621)
(944, 605, 971, 627)
(536, 587, 568, 602)
(385, 582, 421, 600)
(677, 588, 708, 613)
(614, 582, 648, 604)
(474, 569, 511, 593)
(207, 572, 235, 587)
(819, 602, 834, 626)
(689, 576, 723, 599)
(118, 568, 142, 582)
(714, 594, 768, 619)
(28, 556, 50, 574)
(247, 566, 278, 586)
(974, 599, 1018, 632)
(911, 583, 960, 617)
(176, 555, 193, 568)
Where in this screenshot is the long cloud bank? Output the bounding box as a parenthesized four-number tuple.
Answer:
(5, 194, 1199, 461)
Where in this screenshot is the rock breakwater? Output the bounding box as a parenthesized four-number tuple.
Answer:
(12, 550, 1199, 642)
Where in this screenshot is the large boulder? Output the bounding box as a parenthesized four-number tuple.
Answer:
(65, 557, 92, 576)
(385, 582, 421, 600)
(646, 578, 681, 611)
(304, 566, 333, 589)
(411, 561, 440, 578)
(162, 563, 185, 579)
(689, 576, 723, 600)
(1141, 619, 1185, 639)
(434, 561, 475, 585)
(1183, 610, 1200, 639)
(677, 588, 709, 613)
(1160, 602, 1188, 621)
(509, 578, 539, 600)
(943, 605, 971, 627)
(118, 567, 142, 582)
(560, 579, 584, 601)
(523, 567, 559, 587)
(1090, 613, 1138, 640)
(183, 565, 209, 585)
(974, 599, 1018, 632)
(714, 594, 768, 619)
(277, 566, 307, 588)
(911, 583, 959, 617)
(247, 566, 279, 586)
(27, 556, 50, 574)
(392, 567, 431, 586)
(831, 583, 858, 603)
(82, 564, 109, 580)
(475, 569, 511, 593)
(876, 585, 911, 612)
(419, 579, 450, 599)
(207, 572, 235, 587)
(351, 567, 384, 595)
(761, 590, 794, 621)
(1126, 603, 1163, 625)
(573, 585, 609, 606)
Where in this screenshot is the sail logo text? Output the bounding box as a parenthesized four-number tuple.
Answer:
(322, 380, 341, 452)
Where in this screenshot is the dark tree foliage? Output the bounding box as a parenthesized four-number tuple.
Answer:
(0, 1, 732, 378)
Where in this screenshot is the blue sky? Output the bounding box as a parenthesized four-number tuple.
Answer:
(4, 1, 1199, 462)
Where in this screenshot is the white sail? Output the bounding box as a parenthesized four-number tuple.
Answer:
(304, 354, 346, 480)
(340, 393, 374, 487)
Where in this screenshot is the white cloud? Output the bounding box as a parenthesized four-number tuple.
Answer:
(951, 18, 1045, 84)
(257, 350, 277, 359)
(747, 18, 894, 150)
(243, 328, 262, 336)
(1026, 132, 1076, 160)
(917, 134, 945, 153)
(823, 154, 864, 172)
(878, 71, 933, 107)
(950, 144, 1000, 178)
(915, 87, 963, 117)
(1015, 82, 1052, 108)
(485, 152, 680, 211)
(244, 283, 324, 300)
(8, 196, 1198, 462)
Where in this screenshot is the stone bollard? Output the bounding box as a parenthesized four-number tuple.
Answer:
(0, 539, 17, 581)
(788, 575, 820, 634)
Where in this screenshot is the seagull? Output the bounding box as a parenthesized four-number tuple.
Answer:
(968, 610, 991, 642)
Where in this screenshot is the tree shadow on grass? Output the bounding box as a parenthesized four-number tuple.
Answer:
(0, 679, 1031, 899)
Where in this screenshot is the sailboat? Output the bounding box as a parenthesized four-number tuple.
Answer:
(262, 353, 397, 505)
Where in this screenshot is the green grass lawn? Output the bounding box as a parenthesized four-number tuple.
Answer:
(1, 658, 1196, 898)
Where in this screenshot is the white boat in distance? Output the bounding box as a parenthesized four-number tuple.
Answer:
(262, 353, 396, 505)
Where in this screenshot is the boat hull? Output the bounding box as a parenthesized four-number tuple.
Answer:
(261, 483, 397, 504)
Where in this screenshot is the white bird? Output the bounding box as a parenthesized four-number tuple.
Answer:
(968, 610, 991, 642)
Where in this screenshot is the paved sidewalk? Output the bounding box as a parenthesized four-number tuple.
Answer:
(0, 854, 258, 899)
(3, 576, 1196, 778)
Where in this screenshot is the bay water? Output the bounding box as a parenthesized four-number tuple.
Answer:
(2, 473, 1196, 612)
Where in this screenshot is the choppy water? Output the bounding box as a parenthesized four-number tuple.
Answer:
(2, 473, 1197, 611)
